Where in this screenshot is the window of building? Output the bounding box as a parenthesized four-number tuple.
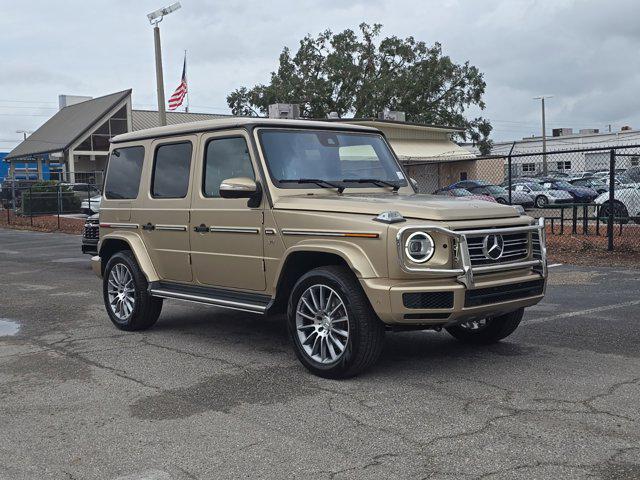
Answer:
(522, 163, 536, 173)
(459, 171, 468, 181)
(557, 161, 572, 171)
(151, 142, 193, 198)
(104, 146, 145, 199)
(203, 137, 255, 197)
(631, 156, 639, 166)
(76, 106, 128, 152)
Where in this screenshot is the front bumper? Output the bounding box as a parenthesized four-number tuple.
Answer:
(81, 238, 98, 255)
(362, 218, 548, 325)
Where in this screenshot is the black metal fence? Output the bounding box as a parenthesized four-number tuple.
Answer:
(409, 144, 640, 253)
(1, 180, 102, 229)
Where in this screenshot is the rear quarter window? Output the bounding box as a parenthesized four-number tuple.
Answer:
(104, 146, 145, 199)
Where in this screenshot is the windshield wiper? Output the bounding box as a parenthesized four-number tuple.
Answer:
(342, 178, 400, 192)
(280, 178, 345, 193)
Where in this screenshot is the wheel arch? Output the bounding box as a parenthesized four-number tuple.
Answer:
(99, 232, 159, 282)
(268, 245, 376, 315)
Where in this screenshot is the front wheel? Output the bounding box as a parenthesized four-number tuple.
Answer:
(446, 308, 523, 344)
(600, 201, 629, 224)
(535, 195, 549, 208)
(287, 266, 385, 378)
(103, 251, 163, 331)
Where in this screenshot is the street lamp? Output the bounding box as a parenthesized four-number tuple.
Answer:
(16, 129, 33, 140)
(147, 2, 182, 127)
(533, 95, 553, 175)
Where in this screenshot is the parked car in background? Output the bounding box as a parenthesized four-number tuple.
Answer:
(594, 186, 640, 224)
(81, 195, 102, 214)
(569, 178, 608, 194)
(61, 183, 101, 201)
(443, 179, 490, 190)
(82, 214, 99, 254)
(540, 179, 598, 203)
(511, 182, 574, 208)
(468, 184, 534, 207)
(434, 187, 497, 203)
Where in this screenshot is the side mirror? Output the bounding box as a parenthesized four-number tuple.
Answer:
(219, 177, 258, 199)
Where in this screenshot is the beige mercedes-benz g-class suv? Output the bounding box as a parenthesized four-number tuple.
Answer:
(92, 118, 547, 378)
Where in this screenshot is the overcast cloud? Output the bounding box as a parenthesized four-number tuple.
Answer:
(2, 0, 639, 151)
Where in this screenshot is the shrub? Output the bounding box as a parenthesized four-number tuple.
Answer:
(21, 183, 81, 214)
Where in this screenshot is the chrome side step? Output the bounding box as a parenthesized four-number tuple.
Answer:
(149, 282, 271, 315)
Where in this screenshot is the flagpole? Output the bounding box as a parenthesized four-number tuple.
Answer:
(184, 49, 190, 113)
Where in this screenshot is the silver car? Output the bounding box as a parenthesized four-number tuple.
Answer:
(512, 182, 573, 208)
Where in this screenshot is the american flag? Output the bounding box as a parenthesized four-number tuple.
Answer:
(168, 54, 188, 111)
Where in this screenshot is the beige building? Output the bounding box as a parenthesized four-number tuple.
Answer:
(6, 92, 498, 191)
(336, 118, 503, 193)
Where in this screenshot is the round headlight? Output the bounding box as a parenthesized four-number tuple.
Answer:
(404, 231, 435, 263)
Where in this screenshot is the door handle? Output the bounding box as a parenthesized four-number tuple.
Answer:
(193, 224, 209, 233)
(142, 222, 155, 231)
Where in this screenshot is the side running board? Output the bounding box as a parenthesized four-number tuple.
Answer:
(149, 281, 272, 314)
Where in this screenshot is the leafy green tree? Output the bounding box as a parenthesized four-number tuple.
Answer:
(227, 23, 493, 153)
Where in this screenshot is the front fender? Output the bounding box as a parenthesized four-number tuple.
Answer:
(98, 231, 159, 282)
(273, 239, 379, 289)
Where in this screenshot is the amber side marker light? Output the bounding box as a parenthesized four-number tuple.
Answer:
(344, 233, 379, 238)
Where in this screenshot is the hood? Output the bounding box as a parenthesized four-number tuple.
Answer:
(274, 193, 520, 221)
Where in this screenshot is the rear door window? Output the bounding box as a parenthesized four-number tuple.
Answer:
(104, 146, 145, 199)
(151, 142, 193, 198)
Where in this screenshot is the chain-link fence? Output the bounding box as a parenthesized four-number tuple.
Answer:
(407, 145, 640, 254)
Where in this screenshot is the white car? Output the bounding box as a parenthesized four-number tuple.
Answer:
(511, 182, 573, 208)
(594, 186, 640, 223)
(81, 195, 102, 214)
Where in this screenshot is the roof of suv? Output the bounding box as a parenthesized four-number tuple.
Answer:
(112, 117, 380, 144)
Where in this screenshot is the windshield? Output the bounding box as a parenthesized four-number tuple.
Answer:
(450, 188, 472, 196)
(555, 181, 573, 188)
(259, 129, 408, 189)
(524, 183, 544, 191)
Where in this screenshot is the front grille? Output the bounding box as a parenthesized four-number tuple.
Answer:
(465, 279, 545, 307)
(466, 232, 530, 266)
(83, 224, 99, 240)
(403, 291, 454, 309)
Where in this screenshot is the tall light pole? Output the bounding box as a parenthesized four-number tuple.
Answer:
(534, 95, 553, 175)
(147, 2, 182, 127)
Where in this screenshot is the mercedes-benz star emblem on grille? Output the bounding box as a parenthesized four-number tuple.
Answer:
(482, 234, 505, 260)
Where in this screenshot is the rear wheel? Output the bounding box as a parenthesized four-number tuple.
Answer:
(535, 195, 548, 208)
(287, 266, 385, 378)
(496, 197, 507, 204)
(103, 251, 163, 331)
(446, 308, 523, 344)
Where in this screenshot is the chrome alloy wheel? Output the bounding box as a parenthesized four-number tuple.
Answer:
(459, 318, 488, 331)
(295, 284, 349, 364)
(107, 263, 135, 322)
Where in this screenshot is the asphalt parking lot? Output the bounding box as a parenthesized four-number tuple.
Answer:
(0, 228, 639, 480)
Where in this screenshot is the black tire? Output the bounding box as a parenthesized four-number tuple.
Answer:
(446, 308, 523, 345)
(496, 197, 507, 204)
(535, 195, 548, 208)
(103, 251, 163, 331)
(600, 201, 629, 225)
(287, 265, 385, 379)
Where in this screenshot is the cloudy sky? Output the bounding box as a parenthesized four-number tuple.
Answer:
(2, 0, 639, 152)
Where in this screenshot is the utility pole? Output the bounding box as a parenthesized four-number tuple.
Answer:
(147, 3, 182, 127)
(534, 96, 553, 175)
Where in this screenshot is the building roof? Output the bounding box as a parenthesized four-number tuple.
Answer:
(131, 110, 229, 131)
(324, 117, 465, 133)
(5, 89, 131, 160)
(112, 117, 379, 143)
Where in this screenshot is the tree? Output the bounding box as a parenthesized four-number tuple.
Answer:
(227, 23, 493, 154)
